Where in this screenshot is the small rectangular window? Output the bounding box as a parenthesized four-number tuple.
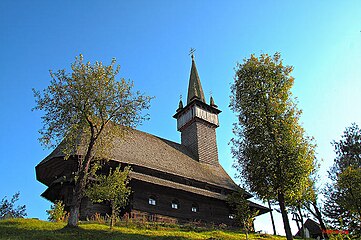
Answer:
(148, 198, 156, 205)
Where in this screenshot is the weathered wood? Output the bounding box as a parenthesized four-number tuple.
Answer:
(130, 180, 235, 225)
(45, 175, 236, 225)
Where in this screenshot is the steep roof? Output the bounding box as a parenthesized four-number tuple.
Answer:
(39, 129, 239, 192)
(112, 130, 239, 190)
(187, 55, 206, 104)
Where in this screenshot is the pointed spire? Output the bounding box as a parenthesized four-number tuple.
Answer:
(177, 95, 184, 112)
(210, 96, 218, 108)
(187, 54, 206, 104)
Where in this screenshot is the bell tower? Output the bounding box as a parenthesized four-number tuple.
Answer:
(173, 54, 221, 165)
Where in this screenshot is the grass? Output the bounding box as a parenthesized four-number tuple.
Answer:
(0, 218, 286, 240)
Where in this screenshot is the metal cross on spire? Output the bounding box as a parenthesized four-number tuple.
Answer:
(189, 48, 196, 59)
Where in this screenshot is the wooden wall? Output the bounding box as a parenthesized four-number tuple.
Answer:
(43, 170, 236, 226)
(130, 179, 234, 225)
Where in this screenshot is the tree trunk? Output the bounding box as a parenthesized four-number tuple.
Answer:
(67, 166, 88, 227)
(67, 182, 83, 227)
(110, 201, 115, 229)
(67, 139, 95, 227)
(278, 191, 293, 240)
(110, 215, 114, 229)
(297, 205, 304, 238)
(293, 212, 300, 233)
(67, 205, 79, 227)
(243, 220, 249, 240)
(312, 201, 328, 239)
(268, 200, 277, 235)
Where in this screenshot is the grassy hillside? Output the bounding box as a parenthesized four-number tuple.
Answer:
(0, 218, 286, 240)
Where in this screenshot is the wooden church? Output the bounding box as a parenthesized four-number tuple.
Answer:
(36, 54, 269, 225)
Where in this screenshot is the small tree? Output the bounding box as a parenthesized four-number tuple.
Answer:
(230, 53, 317, 240)
(47, 200, 68, 222)
(227, 190, 258, 240)
(0, 192, 27, 219)
(85, 166, 131, 228)
(33, 55, 152, 227)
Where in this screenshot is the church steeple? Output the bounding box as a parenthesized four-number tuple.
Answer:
(173, 53, 221, 166)
(187, 54, 206, 104)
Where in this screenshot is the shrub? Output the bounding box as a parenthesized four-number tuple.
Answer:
(0, 192, 27, 219)
(46, 200, 68, 222)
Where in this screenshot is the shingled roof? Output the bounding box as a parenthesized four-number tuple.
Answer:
(39, 129, 240, 192)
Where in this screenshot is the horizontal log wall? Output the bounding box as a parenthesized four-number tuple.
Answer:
(130, 180, 234, 225)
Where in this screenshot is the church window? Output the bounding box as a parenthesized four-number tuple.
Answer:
(171, 199, 179, 209)
(148, 196, 156, 206)
(191, 203, 199, 212)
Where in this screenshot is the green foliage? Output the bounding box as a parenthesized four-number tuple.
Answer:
(230, 52, 316, 201)
(0, 192, 27, 219)
(33, 54, 152, 160)
(47, 200, 68, 222)
(226, 191, 258, 240)
(230, 53, 316, 240)
(33, 54, 152, 226)
(85, 166, 131, 228)
(324, 123, 361, 237)
(337, 167, 361, 215)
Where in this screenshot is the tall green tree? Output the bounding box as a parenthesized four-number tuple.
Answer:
(33, 55, 152, 227)
(324, 123, 361, 237)
(230, 53, 316, 240)
(85, 166, 131, 229)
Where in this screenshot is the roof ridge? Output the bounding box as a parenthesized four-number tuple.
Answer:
(127, 128, 198, 160)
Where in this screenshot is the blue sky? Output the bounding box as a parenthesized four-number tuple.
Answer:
(1, 0, 360, 235)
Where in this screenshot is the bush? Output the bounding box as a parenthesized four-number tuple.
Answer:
(46, 201, 68, 222)
(0, 192, 27, 219)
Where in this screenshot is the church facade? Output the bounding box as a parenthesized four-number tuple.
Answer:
(36, 55, 269, 225)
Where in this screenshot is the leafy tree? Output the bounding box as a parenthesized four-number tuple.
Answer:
(324, 123, 361, 237)
(0, 192, 27, 219)
(227, 190, 258, 240)
(85, 166, 131, 229)
(33, 55, 152, 227)
(230, 53, 316, 240)
(47, 200, 68, 222)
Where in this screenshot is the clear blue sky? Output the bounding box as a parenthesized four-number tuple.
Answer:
(1, 0, 360, 235)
